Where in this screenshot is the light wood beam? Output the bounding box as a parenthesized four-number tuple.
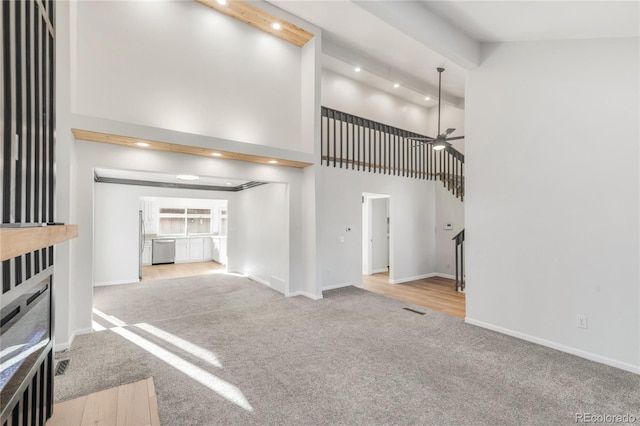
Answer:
(72, 129, 313, 169)
(196, 0, 314, 47)
(0, 225, 78, 261)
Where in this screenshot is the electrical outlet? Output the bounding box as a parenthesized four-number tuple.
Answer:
(577, 314, 588, 329)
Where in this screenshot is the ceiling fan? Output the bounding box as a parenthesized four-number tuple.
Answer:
(410, 67, 464, 151)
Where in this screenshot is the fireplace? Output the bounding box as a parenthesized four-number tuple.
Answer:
(0, 267, 54, 425)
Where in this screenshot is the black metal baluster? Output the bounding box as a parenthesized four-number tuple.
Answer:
(332, 111, 336, 167)
(339, 113, 344, 168)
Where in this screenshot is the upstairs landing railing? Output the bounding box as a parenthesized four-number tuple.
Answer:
(321, 107, 464, 200)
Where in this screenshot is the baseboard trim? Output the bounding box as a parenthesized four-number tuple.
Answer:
(465, 318, 640, 375)
(248, 275, 269, 286)
(434, 273, 456, 280)
(390, 273, 431, 284)
(287, 291, 323, 300)
(371, 268, 388, 274)
(322, 282, 352, 291)
(54, 326, 91, 353)
(389, 272, 458, 284)
(94, 278, 139, 287)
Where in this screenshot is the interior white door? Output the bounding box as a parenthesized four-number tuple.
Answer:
(371, 198, 389, 273)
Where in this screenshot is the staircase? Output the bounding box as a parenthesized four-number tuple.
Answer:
(321, 107, 464, 200)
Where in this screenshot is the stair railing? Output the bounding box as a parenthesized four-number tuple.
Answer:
(453, 229, 465, 292)
(321, 107, 464, 200)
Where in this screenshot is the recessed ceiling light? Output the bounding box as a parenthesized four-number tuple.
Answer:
(135, 142, 150, 147)
(226, 182, 233, 186)
(272, 22, 281, 30)
(393, 83, 400, 88)
(424, 96, 431, 101)
(268, 160, 278, 164)
(354, 67, 361, 73)
(217, 0, 227, 5)
(211, 152, 222, 157)
(176, 174, 199, 181)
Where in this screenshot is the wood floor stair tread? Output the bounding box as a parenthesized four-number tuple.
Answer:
(47, 378, 160, 426)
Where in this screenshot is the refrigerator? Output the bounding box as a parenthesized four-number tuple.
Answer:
(139, 210, 145, 280)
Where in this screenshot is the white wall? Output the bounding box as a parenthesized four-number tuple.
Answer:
(64, 135, 315, 350)
(435, 184, 465, 277)
(94, 185, 235, 285)
(322, 69, 431, 135)
(55, 0, 322, 349)
(73, 0, 306, 152)
(231, 183, 288, 293)
(466, 38, 639, 372)
(320, 167, 436, 289)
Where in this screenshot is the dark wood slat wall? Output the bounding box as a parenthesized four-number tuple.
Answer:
(320, 107, 465, 199)
(1, 2, 55, 425)
(1, 0, 55, 297)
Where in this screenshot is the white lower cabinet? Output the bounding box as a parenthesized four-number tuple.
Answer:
(189, 238, 205, 261)
(211, 237, 227, 265)
(175, 239, 189, 262)
(204, 238, 212, 260)
(169, 237, 215, 263)
(142, 241, 152, 265)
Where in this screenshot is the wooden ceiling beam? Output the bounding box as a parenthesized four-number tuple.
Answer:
(71, 129, 313, 169)
(196, 0, 314, 47)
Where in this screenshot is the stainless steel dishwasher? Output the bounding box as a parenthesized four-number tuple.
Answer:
(152, 239, 176, 265)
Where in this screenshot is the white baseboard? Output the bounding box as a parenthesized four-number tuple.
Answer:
(54, 326, 91, 353)
(389, 272, 458, 284)
(322, 282, 352, 291)
(390, 273, 434, 284)
(434, 272, 456, 280)
(287, 291, 323, 300)
(248, 275, 270, 287)
(465, 318, 640, 375)
(94, 278, 139, 287)
(372, 268, 388, 274)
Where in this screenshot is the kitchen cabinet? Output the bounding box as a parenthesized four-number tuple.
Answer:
(211, 237, 227, 265)
(204, 238, 212, 260)
(189, 238, 205, 261)
(175, 239, 189, 262)
(142, 241, 152, 265)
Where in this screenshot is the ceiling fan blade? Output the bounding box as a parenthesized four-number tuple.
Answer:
(445, 128, 456, 135)
(446, 136, 465, 141)
(407, 137, 434, 141)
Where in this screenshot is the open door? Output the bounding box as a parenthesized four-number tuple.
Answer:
(362, 193, 390, 275)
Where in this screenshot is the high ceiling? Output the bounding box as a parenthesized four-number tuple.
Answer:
(268, 0, 639, 107)
(422, 1, 640, 42)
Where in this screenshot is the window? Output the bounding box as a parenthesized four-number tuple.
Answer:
(158, 207, 212, 236)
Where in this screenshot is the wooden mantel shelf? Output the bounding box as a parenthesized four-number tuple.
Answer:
(0, 225, 78, 261)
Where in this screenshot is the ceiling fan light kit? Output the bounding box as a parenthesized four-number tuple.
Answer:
(409, 68, 464, 150)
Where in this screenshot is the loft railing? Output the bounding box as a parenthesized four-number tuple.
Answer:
(453, 229, 465, 292)
(321, 107, 464, 200)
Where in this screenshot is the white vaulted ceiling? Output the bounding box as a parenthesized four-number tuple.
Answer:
(267, 0, 639, 107)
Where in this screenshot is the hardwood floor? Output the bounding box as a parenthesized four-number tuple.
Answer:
(142, 260, 224, 281)
(362, 272, 466, 319)
(47, 378, 160, 426)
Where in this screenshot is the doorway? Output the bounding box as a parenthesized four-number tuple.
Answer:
(362, 193, 390, 277)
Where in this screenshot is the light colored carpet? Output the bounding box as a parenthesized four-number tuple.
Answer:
(54, 274, 640, 425)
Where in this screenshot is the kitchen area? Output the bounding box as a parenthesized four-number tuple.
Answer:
(139, 197, 228, 279)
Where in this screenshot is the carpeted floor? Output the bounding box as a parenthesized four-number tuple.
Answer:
(54, 274, 640, 425)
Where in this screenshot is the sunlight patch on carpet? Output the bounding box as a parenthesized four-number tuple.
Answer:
(134, 323, 223, 368)
(111, 326, 252, 412)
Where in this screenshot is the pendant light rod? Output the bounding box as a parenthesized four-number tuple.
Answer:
(437, 67, 444, 136)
